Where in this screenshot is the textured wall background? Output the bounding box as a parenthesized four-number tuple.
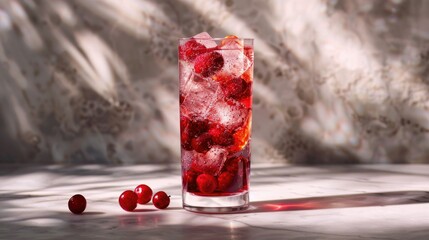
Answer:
(1, 0, 429, 164)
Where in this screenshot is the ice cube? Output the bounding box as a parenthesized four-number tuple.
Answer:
(216, 41, 252, 79)
(207, 98, 249, 132)
(181, 75, 220, 119)
(191, 146, 228, 175)
(192, 32, 217, 49)
(179, 61, 193, 92)
(181, 150, 194, 171)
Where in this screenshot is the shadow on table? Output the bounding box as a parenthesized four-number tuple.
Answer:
(246, 191, 429, 213)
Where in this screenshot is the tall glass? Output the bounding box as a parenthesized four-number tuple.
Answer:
(178, 36, 253, 213)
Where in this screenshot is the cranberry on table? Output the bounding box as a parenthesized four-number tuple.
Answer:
(152, 191, 170, 209)
(134, 184, 153, 204)
(68, 194, 86, 214)
(119, 190, 138, 212)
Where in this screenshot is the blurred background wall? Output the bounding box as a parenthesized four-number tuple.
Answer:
(0, 0, 429, 164)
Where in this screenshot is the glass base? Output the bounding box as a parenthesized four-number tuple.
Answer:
(183, 191, 249, 213)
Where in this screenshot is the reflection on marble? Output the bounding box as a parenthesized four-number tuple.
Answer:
(1, 0, 429, 164)
(1, 164, 429, 239)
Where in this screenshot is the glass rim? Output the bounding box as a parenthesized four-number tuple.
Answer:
(179, 37, 254, 41)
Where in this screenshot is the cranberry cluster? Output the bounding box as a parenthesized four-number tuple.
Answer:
(68, 184, 170, 214)
(119, 184, 170, 211)
(184, 155, 248, 194)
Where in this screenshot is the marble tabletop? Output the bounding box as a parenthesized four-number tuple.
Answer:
(1, 164, 429, 240)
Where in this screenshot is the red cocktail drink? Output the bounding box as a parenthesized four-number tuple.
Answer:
(179, 33, 253, 212)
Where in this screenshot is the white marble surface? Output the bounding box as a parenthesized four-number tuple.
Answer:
(1, 164, 429, 240)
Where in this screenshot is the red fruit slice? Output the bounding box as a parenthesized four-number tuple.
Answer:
(179, 39, 207, 61)
(194, 52, 224, 78)
(220, 35, 242, 48)
(196, 173, 217, 193)
(209, 124, 234, 146)
(229, 111, 252, 152)
(191, 133, 213, 153)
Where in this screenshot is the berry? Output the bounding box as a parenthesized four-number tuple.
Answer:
(68, 194, 86, 214)
(194, 52, 224, 77)
(217, 172, 235, 191)
(209, 124, 234, 146)
(152, 191, 170, 209)
(119, 190, 138, 212)
(179, 93, 185, 104)
(179, 39, 207, 61)
(196, 174, 217, 194)
(191, 133, 213, 153)
(180, 116, 189, 131)
(184, 170, 199, 192)
(134, 184, 153, 205)
(224, 156, 246, 174)
(181, 129, 193, 151)
(188, 119, 209, 137)
(240, 96, 252, 109)
(181, 119, 210, 151)
(222, 78, 251, 100)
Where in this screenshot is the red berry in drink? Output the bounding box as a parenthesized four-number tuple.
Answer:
(191, 133, 213, 153)
(194, 51, 224, 77)
(217, 172, 235, 191)
(188, 119, 209, 137)
(134, 184, 153, 204)
(68, 194, 86, 214)
(184, 170, 199, 192)
(179, 93, 185, 104)
(240, 96, 252, 109)
(179, 39, 207, 61)
(222, 77, 251, 101)
(181, 129, 193, 151)
(119, 190, 138, 212)
(180, 115, 189, 131)
(224, 156, 247, 174)
(209, 124, 234, 146)
(222, 77, 244, 99)
(197, 173, 217, 194)
(152, 191, 170, 209)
